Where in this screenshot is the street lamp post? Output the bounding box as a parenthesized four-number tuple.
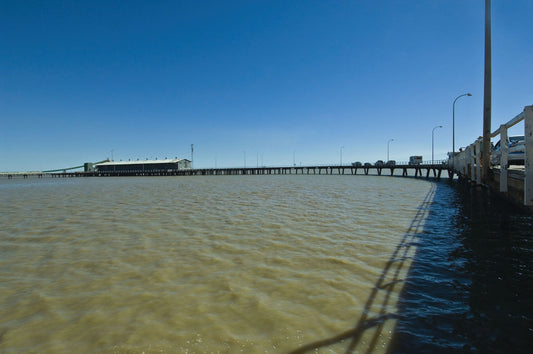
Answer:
(432, 125, 443, 164)
(293, 151, 296, 167)
(387, 139, 394, 161)
(243, 151, 246, 168)
(452, 93, 472, 166)
(340, 146, 344, 165)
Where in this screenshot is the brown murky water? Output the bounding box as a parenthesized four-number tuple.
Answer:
(1, 175, 435, 353)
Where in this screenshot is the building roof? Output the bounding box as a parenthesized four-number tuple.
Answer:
(95, 158, 190, 166)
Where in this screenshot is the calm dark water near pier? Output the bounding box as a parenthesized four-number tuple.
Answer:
(0, 175, 531, 353)
(391, 182, 533, 353)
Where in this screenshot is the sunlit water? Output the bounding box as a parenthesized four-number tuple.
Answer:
(1, 175, 531, 353)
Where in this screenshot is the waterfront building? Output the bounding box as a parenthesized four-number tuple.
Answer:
(95, 158, 191, 173)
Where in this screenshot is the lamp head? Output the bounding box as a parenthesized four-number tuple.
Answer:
(467, 93, 472, 96)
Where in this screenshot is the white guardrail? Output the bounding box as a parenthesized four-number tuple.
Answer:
(452, 105, 533, 206)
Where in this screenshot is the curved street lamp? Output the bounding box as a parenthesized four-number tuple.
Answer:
(432, 125, 443, 164)
(387, 139, 394, 161)
(452, 93, 472, 165)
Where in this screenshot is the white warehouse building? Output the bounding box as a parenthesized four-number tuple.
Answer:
(95, 158, 191, 173)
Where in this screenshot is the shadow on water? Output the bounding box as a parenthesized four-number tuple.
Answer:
(390, 182, 533, 353)
(289, 184, 438, 353)
(290, 181, 533, 353)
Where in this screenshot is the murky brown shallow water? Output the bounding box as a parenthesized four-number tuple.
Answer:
(1, 175, 435, 353)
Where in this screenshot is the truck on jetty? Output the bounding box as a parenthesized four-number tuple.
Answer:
(409, 156, 423, 165)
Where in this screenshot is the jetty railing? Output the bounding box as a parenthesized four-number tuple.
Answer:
(452, 105, 533, 206)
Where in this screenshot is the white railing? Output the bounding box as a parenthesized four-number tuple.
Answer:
(452, 105, 533, 206)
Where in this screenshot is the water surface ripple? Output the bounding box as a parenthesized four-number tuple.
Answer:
(1, 175, 531, 353)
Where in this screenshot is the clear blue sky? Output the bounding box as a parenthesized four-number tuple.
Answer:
(1, 0, 532, 171)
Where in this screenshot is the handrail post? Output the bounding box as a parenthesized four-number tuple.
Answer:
(475, 138, 482, 185)
(469, 145, 475, 183)
(524, 105, 533, 206)
(500, 124, 508, 193)
(459, 149, 466, 177)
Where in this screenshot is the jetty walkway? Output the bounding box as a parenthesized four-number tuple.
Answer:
(72, 162, 448, 178)
(0, 162, 448, 180)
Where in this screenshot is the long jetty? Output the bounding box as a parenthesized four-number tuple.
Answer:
(6, 163, 446, 179)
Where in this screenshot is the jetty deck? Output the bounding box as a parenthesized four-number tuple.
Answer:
(65, 163, 448, 178)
